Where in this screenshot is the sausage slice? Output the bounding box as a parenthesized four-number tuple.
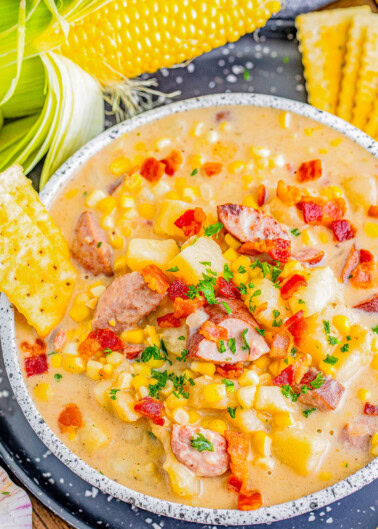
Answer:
(92, 271, 165, 333)
(171, 425, 229, 477)
(294, 368, 345, 411)
(71, 211, 113, 276)
(217, 204, 290, 243)
(187, 298, 269, 364)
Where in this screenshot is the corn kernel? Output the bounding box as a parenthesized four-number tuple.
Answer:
(252, 431, 271, 457)
(273, 411, 293, 429)
(50, 353, 62, 368)
(238, 369, 260, 387)
(34, 383, 53, 402)
(97, 196, 117, 214)
(100, 214, 115, 230)
(165, 393, 189, 409)
(330, 138, 343, 147)
(223, 247, 238, 262)
(319, 360, 336, 377)
(190, 361, 216, 376)
(133, 364, 151, 376)
(208, 419, 228, 435)
(69, 304, 91, 323)
(182, 186, 200, 203)
(250, 146, 270, 158)
(174, 177, 187, 190)
(114, 256, 128, 274)
(364, 222, 378, 238)
(109, 156, 132, 176)
(371, 354, 378, 369)
(318, 231, 329, 244)
(332, 315, 351, 335)
(86, 360, 103, 380)
(269, 359, 281, 377)
(269, 154, 286, 168)
(119, 208, 137, 221)
(132, 375, 150, 390)
(85, 189, 106, 207)
(117, 372, 132, 389)
(155, 137, 171, 150)
(224, 233, 241, 250)
(236, 386, 256, 408)
(228, 161, 245, 174)
(109, 319, 116, 327)
(146, 358, 166, 369)
(254, 354, 269, 371)
(372, 338, 378, 353)
(242, 174, 254, 189)
(278, 111, 291, 129)
(62, 341, 78, 356)
(190, 122, 204, 137)
(134, 141, 146, 151)
(301, 229, 312, 245)
(372, 432, 378, 445)
(318, 471, 333, 481)
(106, 352, 124, 366)
(164, 190, 180, 200)
(189, 154, 204, 169)
(123, 173, 143, 191)
(230, 255, 250, 272)
(144, 325, 160, 347)
(121, 328, 144, 344)
(371, 444, 378, 457)
(304, 127, 315, 136)
(138, 203, 156, 220)
(172, 407, 190, 425)
(219, 120, 231, 132)
(357, 388, 371, 402)
(188, 410, 201, 424)
(233, 272, 246, 286)
(63, 355, 85, 374)
(119, 196, 135, 209)
(242, 195, 258, 209)
(259, 373, 272, 385)
(203, 383, 226, 403)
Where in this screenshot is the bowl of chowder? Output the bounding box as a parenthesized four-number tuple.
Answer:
(1, 93, 377, 525)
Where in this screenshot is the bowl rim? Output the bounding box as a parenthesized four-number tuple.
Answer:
(1, 92, 377, 526)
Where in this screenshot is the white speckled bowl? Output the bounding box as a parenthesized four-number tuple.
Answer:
(1, 94, 377, 525)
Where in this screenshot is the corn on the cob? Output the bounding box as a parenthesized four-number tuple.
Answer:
(58, 0, 281, 83)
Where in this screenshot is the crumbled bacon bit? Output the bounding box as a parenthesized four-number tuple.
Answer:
(160, 149, 183, 176)
(359, 249, 374, 264)
(297, 159, 322, 182)
(78, 337, 102, 362)
(353, 294, 378, 312)
(237, 492, 263, 511)
(239, 238, 291, 263)
(87, 328, 124, 351)
(168, 279, 190, 301)
(276, 179, 302, 206)
(351, 264, 374, 289)
(280, 274, 307, 300)
(216, 362, 244, 379)
(257, 184, 266, 207)
(283, 311, 308, 348)
(20, 339, 46, 356)
(200, 320, 228, 344)
(58, 403, 83, 433)
(53, 330, 67, 352)
(140, 157, 166, 182)
(141, 264, 170, 295)
(299, 200, 323, 224)
(269, 329, 291, 358)
(331, 220, 356, 242)
(202, 162, 223, 176)
(173, 296, 204, 319)
(368, 205, 378, 218)
(25, 354, 48, 377)
(340, 245, 359, 283)
(272, 364, 295, 386)
(364, 402, 378, 416)
(217, 277, 241, 299)
(134, 397, 165, 426)
(157, 313, 182, 328)
(283, 310, 304, 329)
(174, 207, 206, 237)
(322, 198, 346, 225)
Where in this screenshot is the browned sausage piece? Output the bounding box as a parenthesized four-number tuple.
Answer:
(92, 271, 165, 333)
(340, 417, 377, 449)
(292, 248, 325, 266)
(353, 293, 378, 312)
(217, 204, 290, 243)
(294, 368, 345, 411)
(187, 298, 269, 364)
(71, 211, 113, 276)
(171, 425, 229, 477)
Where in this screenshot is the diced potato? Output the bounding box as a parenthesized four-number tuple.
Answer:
(189, 376, 228, 409)
(93, 379, 113, 409)
(343, 175, 377, 210)
(269, 197, 302, 226)
(126, 238, 179, 271)
(246, 278, 288, 329)
(154, 199, 194, 238)
(159, 325, 188, 355)
(289, 267, 338, 317)
(166, 237, 226, 284)
(255, 386, 293, 413)
(335, 325, 373, 382)
(272, 429, 329, 476)
(230, 408, 263, 433)
(111, 391, 141, 422)
(79, 422, 110, 455)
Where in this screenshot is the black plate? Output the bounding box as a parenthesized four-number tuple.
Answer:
(2, 20, 377, 529)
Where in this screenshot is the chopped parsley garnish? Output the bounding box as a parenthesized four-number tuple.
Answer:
(238, 282, 248, 295)
(141, 343, 171, 365)
(243, 69, 250, 81)
(250, 259, 282, 285)
(310, 372, 325, 389)
(282, 384, 299, 402)
(204, 222, 223, 238)
(241, 328, 250, 352)
(200, 261, 212, 266)
(83, 191, 88, 197)
(238, 265, 246, 274)
(372, 325, 378, 334)
(191, 168, 198, 176)
(222, 301, 232, 315)
(190, 433, 214, 452)
(176, 349, 189, 362)
(324, 354, 338, 365)
(149, 370, 194, 400)
(48, 350, 58, 356)
(166, 266, 179, 272)
(1, 491, 10, 495)
(283, 56, 290, 64)
(218, 340, 226, 353)
(298, 299, 305, 304)
(223, 263, 234, 281)
(255, 327, 265, 336)
(148, 431, 157, 440)
(222, 379, 235, 392)
(291, 228, 301, 237)
(290, 347, 297, 357)
(148, 370, 168, 398)
(272, 310, 284, 328)
(97, 241, 102, 248)
(323, 320, 331, 335)
(303, 407, 316, 418)
(346, 335, 352, 341)
(227, 406, 237, 418)
(109, 389, 120, 401)
(301, 384, 308, 394)
(178, 336, 185, 341)
(228, 338, 236, 354)
(54, 373, 63, 382)
(340, 343, 349, 353)
(283, 358, 289, 364)
(327, 336, 339, 346)
(104, 347, 113, 355)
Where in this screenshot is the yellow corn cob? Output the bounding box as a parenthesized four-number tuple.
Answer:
(295, 6, 371, 114)
(58, 0, 281, 83)
(365, 96, 378, 138)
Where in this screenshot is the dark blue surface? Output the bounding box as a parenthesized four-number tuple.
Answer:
(1, 16, 377, 529)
